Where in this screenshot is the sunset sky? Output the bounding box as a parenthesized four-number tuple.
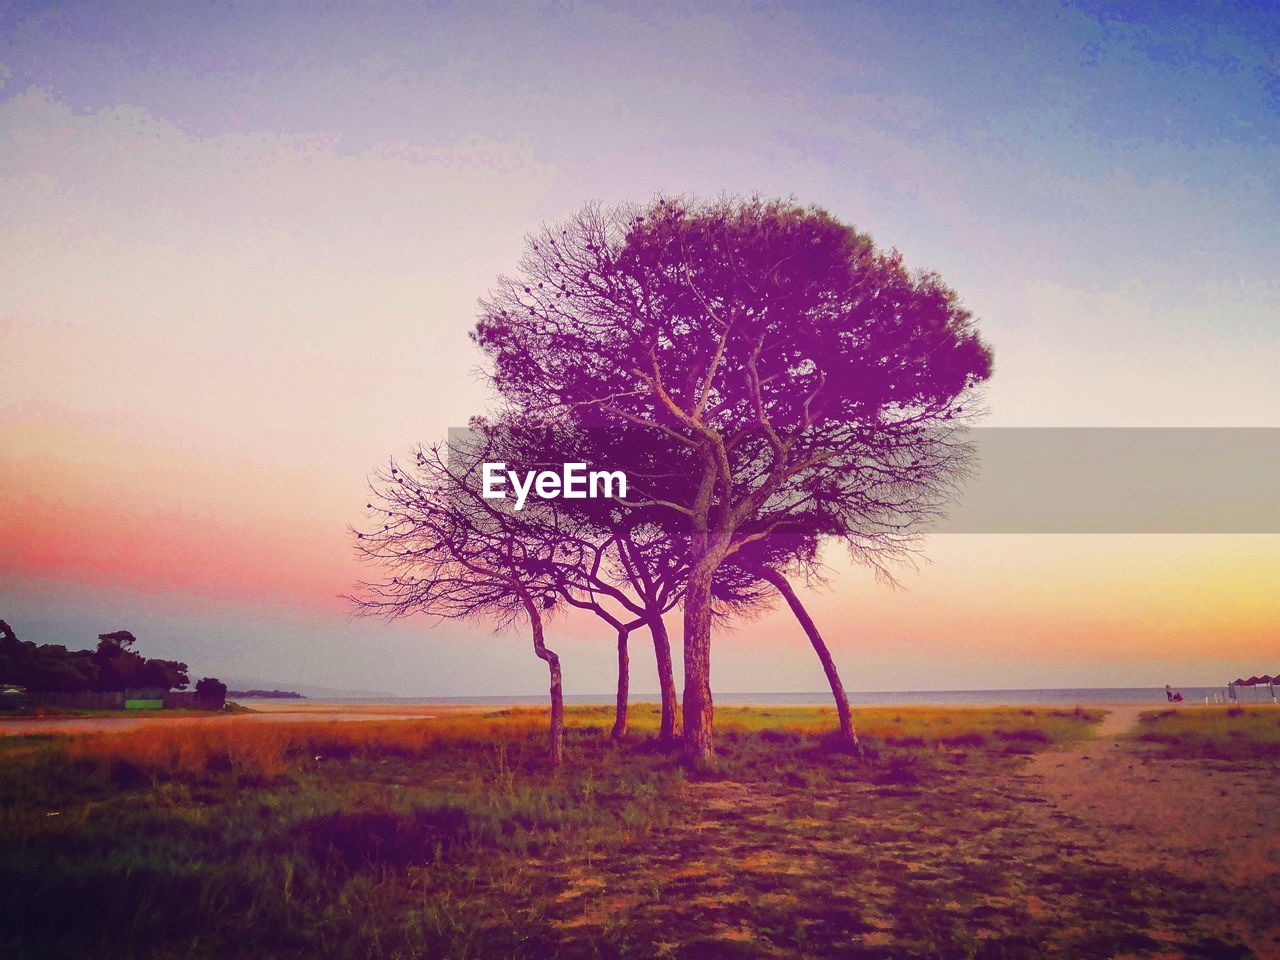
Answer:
(2, 1, 1277, 695)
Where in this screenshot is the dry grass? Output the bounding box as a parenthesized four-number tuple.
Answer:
(22, 704, 1245, 960)
(1130, 704, 1280, 759)
(715, 704, 1101, 745)
(63, 709, 553, 779)
(58, 705, 1101, 780)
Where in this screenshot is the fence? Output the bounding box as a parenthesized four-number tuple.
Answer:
(163, 691, 226, 710)
(1, 690, 226, 711)
(27, 691, 125, 710)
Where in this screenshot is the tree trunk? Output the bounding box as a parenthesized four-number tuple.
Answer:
(519, 590, 563, 767)
(611, 627, 630, 740)
(681, 554, 718, 767)
(761, 568, 858, 752)
(647, 613, 679, 744)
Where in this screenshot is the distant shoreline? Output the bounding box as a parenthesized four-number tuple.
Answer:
(227, 689, 305, 699)
(232, 686, 1269, 708)
(5, 698, 1275, 738)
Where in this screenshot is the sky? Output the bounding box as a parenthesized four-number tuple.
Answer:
(2, 0, 1278, 695)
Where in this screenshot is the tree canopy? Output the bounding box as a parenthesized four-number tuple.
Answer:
(0, 620, 190, 693)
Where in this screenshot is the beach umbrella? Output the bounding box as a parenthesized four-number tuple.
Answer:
(1246, 676, 1263, 685)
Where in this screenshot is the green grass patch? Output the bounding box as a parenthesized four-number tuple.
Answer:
(1130, 705, 1280, 759)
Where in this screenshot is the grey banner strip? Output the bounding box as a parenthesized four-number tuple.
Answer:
(444, 427, 1280, 534)
(935, 428, 1280, 533)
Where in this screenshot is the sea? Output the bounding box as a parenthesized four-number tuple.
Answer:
(241, 686, 1274, 707)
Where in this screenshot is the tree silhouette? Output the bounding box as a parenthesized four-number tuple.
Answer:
(461, 418, 690, 744)
(93, 631, 190, 691)
(0, 622, 188, 692)
(97, 630, 138, 650)
(0, 620, 99, 692)
(352, 438, 571, 766)
(473, 196, 992, 765)
(196, 677, 228, 708)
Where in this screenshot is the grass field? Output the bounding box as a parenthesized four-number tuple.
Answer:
(1130, 705, 1280, 759)
(1, 705, 1275, 959)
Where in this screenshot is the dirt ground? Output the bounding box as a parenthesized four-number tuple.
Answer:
(1023, 706, 1280, 882)
(1017, 704, 1280, 956)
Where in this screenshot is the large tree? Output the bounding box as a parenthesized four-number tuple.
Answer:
(472, 196, 992, 765)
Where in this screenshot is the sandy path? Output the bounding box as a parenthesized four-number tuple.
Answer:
(1089, 702, 1147, 737)
(1020, 705, 1280, 886)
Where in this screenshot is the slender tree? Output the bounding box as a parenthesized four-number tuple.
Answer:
(556, 522, 685, 743)
(473, 420, 688, 744)
(352, 441, 570, 766)
(721, 519, 922, 753)
(546, 558, 643, 740)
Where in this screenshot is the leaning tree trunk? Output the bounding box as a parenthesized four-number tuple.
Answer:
(761, 567, 858, 752)
(518, 590, 563, 767)
(611, 627, 630, 740)
(681, 551, 720, 767)
(647, 613, 679, 745)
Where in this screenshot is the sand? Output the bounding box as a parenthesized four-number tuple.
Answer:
(1021, 704, 1280, 887)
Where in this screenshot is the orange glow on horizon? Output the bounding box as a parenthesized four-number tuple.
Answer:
(1, 418, 358, 610)
(5, 411, 1277, 669)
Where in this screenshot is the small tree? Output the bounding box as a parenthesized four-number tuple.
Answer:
(542, 517, 685, 743)
(352, 441, 570, 766)
(466, 419, 688, 744)
(196, 677, 228, 709)
(554, 579, 644, 740)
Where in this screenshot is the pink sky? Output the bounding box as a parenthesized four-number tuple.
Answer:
(2, 2, 1277, 694)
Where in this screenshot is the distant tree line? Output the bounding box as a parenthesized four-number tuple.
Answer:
(227, 689, 304, 699)
(0, 620, 192, 692)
